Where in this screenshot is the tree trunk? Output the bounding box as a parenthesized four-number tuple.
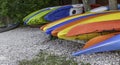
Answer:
(108, 0, 118, 10)
(72, 0, 79, 4)
(82, 0, 91, 12)
(88, 0, 96, 4)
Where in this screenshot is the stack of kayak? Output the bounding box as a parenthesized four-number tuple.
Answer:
(41, 8, 120, 56)
(41, 10, 120, 40)
(24, 4, 120, 56)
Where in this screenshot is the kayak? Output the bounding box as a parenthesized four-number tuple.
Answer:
(57, 11, 120, 40)
(40, 23, 50, 31)
(72, 34, 120, 56)
(23, 6, 60, 25)
(44, 4, 83, 21)
(69, 31, 117, 40)
(67, 20, 120, 36)
(83, 32, 120, 49)
(44, 4, 102, 22)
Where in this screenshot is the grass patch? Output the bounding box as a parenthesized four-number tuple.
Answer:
(81, 61, 91, 65)
(19, 52, 78, 65)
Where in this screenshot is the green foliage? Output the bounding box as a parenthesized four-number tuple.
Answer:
(0, 21, 5, 27)
(0, 0, 59, 23)
(81, 61, 91, 65)
(19, 52, 78, 65)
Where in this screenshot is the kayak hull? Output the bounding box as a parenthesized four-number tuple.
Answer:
(72, 34, 120, 56)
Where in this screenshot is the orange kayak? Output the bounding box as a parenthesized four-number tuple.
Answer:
(51, 11, 119, 36)
(82, 32, 120, 49)
(40, 23, 50, 31)
(67, 20, 120, 36)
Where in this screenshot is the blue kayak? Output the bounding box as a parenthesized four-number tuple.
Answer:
(72, 34, 120, 56)
(44, 4, 83, 22)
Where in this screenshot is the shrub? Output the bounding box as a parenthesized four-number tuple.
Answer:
(0, 0, 59, 24)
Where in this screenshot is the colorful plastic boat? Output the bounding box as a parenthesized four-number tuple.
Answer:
(23, 8, 50, 22)
(67, 20, 120, 36)
(72, 34, 120, 56)
(70, 32, 117, 40)
(44, 4, 83, 21)
(40, 23, 50, 31)
(83, 32, 120, 49)
(57, 11, 120, 40)
(44, 4, 102, 22)
(46, 11, 119, 35)
(23, 6, 60, 25)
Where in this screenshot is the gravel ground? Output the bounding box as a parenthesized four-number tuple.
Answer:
(0, 27, 120, 65)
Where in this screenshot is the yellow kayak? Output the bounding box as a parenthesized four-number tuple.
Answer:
(58, 11, 120, 40)
(68, 32, 117, 41)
